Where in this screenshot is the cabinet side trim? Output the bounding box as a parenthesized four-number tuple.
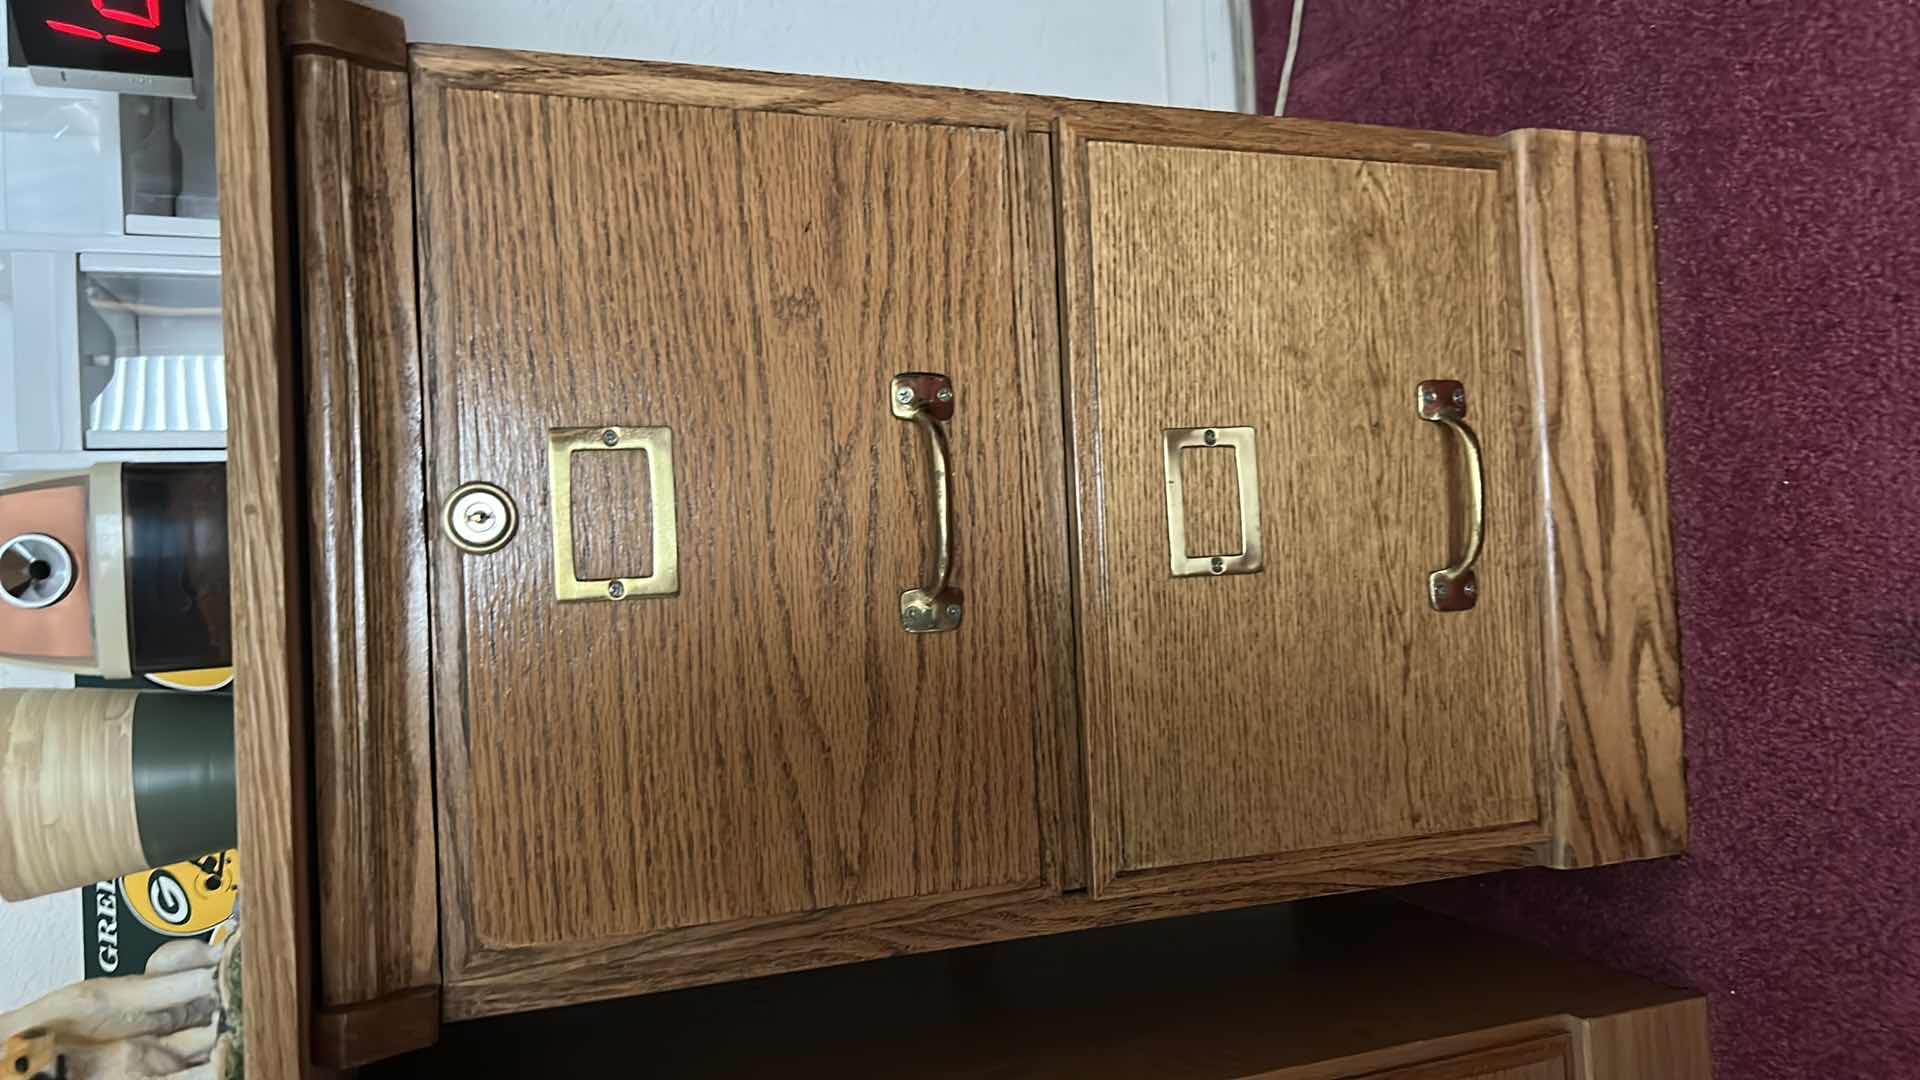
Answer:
(1508, 129, 1687, 868)
(216, 0, 313, 1074)
(293, 51, 441, 1016)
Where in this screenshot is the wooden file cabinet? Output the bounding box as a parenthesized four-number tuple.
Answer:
(236, 0, 1686, 1067)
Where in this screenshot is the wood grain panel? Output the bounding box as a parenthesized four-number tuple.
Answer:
(215, 0, 315, 1074)
(292, 52, 440, 1013)
(1581, 998, 1711, 1079)
(1358, 1037, 1569, 1080)
(440, 842, 1539, 1019)
(567, 445, 654, 581)
(1061, 122, 1545, 891)
(414, 80, 1070, 974)
(1507, 131, 1687, 868)
(1095, 823, 1546, 899)
(1178, 445, 1246, 559)
(1261, 1027, 1571, 1080)
(410, 45, 1509, 170)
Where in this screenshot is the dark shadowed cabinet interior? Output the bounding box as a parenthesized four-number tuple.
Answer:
(219, 0, 1693, 1073)
(366, 898, 1711, 1080)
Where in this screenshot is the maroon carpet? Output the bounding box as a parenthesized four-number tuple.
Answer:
(1251, 2, 1920, 1076)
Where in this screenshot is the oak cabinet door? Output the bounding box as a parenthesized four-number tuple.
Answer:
(1060, 117, 1547, 895)
(412, 72, 1068, 981)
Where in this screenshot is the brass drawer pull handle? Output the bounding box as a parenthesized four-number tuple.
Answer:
(892, 373, 962, 633)
(1418, 380, 1484, 612)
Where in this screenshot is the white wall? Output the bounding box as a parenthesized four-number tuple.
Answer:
(368, 0, 1247, 110)
(0, 894, 81, 1012)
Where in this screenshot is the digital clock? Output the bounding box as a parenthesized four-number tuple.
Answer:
(9, 0, 197, 98)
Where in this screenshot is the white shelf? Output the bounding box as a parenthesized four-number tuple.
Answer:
(125, 214, 220, 239)
(0, 231, 220, 258)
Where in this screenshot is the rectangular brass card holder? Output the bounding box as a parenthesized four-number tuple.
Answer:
(548, 425, 679, 602)
(1162, 426, 1263, 577)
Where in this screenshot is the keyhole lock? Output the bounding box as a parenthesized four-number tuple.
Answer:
(443, 482, 519, 554)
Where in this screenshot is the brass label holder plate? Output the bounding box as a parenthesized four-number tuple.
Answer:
(1162, 426, 1263, 578)
(548, 425, 679, 602)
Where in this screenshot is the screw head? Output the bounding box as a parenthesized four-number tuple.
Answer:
(602, 428, 620, 447)
(607, 580, 625, 599)
(895, 386, 915, 404)
(1463, 580, 1477, 595)
(936, 386, 954, 403)
(1209, 556, 1226, 575)
(1422, 387, 1438, 403)
(1435, 580, 1449, 597)
(1451, 387, 1466, 406)
(466, 508, 493, 527)
(945, 604, 962, 619)
(1203, 429, 1218, 446)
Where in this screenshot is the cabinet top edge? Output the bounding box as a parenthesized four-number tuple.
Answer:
(284, 0, 408, 71)
(406, 42, 1526, 166)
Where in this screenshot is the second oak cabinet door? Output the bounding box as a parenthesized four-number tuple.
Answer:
(412, 71, 1071, 977)
(1059, 117, 1548, 894)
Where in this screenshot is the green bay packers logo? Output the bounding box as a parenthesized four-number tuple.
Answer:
(121, 849, 239, 937)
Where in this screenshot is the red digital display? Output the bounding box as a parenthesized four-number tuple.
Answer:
(46, 18, 102, 39)
(10, 0, 194, 91)
(95, 0, 162, 29)
(43, 0, 164, 53)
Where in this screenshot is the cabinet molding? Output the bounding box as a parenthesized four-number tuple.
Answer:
(1508, 131, 1688, 868)
(290, 42, 441, 1015)
(408, 43, 1509, 169)
(1581, 998, 1713, 1078)
(283, 0, 407, 71)
(311, 986, 441, 1071)
(440, 844, 1538, 1020)
(215, 0, 311, 1075)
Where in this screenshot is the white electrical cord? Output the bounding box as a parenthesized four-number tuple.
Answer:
(1272, 0, 1305, 115)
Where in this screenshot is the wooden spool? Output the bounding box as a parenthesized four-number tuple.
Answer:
(0, 689, 235, 902)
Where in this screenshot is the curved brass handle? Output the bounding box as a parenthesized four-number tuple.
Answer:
(1418, 380, 1485, 612)
(893, 373, 963, 633)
